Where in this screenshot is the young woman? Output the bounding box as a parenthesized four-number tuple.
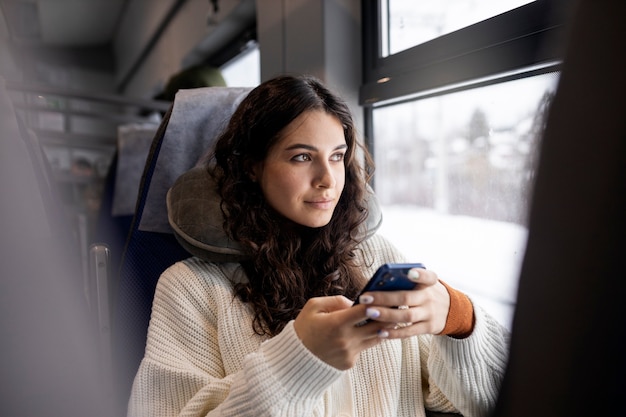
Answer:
(128, 75, 510, 417)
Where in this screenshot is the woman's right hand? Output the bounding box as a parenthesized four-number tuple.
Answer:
(293, 295, 385, 370)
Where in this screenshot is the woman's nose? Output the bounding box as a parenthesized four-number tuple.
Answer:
(314, 162, 336, 188)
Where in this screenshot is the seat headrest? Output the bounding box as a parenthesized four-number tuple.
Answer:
(138, 87, 252, 234)
(166, 166, 383, 262)
(113, 123, 159, 216)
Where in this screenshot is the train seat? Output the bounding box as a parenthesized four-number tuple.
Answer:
(111, 86, 251, 414)
(93, 122, 159, 305)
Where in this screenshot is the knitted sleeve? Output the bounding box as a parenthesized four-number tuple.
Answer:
(358, 234, 509, 417)
(362, 235, 509, 416)
(127, 259, 343, 417)
(421, 303, 510, 417)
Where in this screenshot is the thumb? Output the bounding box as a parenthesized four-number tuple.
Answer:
(408, 267, 437, 287)
(307, 295, 353, 313)
(328, 295, 355, 310)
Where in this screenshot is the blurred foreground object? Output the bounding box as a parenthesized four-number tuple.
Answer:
(493, 0, 626, 416)
(0, 76, 113, 416)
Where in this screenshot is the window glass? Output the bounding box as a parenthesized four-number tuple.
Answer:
(381, 0, 536, 56)
(373, 72, 559, 327)
(220, 44, 261, 87)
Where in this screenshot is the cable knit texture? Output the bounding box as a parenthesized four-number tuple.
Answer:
(128, 234, 509, 417)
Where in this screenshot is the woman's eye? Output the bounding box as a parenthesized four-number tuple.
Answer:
(330, 152, 345, 162)
(292, 153, 311, 162)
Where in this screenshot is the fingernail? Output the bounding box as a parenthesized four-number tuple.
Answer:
(408, 269, 420, 281)
(365, 308, 380, 319)
(359, 294, 374, 304)
(377, 329, 389, 338)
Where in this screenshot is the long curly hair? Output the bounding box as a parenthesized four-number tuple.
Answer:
(210, 75, 374, 336)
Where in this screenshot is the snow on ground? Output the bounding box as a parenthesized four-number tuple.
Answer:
(377, 205, 529, 329)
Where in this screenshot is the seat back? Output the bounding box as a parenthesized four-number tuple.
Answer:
(111, 86, 251, 414)
(94, 122, 159, 280)
(1, 76, 113, 417)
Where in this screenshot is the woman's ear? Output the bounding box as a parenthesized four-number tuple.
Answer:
(246, 161, 261, 182)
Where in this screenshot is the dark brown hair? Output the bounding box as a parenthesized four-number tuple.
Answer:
(210, 74, 373, 336)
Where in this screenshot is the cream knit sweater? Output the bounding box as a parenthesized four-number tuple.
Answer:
(128, 234, 509, 417)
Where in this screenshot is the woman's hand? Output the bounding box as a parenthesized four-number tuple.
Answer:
(358, 267, 451, 337)
(292, 268, 451, 370)
(293, 295, 386, 370)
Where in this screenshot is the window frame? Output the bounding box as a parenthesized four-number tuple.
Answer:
(359, 1, 569, 327)
(360, 0, 567, 109)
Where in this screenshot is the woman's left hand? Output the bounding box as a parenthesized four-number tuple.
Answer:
(358, 267, 450, 337)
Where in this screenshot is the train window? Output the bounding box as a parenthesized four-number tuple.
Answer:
(220, 44, 260, 87)
(374, 71, 559, 327)
(362, 0, 566, 327)
(381, 0, 536, 56)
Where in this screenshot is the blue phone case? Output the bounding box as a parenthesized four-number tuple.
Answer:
(353, 262, 426, 306)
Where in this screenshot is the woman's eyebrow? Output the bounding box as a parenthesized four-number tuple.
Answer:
(284, 143, 348, 151)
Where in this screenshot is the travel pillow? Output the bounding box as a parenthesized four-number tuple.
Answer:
(167, 166, 383, 262)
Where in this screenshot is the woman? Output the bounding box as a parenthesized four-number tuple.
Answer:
(128, 75, 510, 417)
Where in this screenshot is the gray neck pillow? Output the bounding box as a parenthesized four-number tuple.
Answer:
(166, 166, 383, 263)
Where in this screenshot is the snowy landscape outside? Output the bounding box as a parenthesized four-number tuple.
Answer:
(372, 72, 560, 329)
(378, 206, 527, 329)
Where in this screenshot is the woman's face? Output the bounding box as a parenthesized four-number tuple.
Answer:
(252, 110, 347, 228)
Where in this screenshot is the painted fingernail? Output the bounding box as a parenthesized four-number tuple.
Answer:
(359, 294, 374, 304)
(408, 269, 420, 281)
(377, 329, 389, 338)
(366, 308, 380, 319)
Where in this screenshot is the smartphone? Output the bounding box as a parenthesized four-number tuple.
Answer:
(354, 262, 426, 305)
(353, 263, 425, 326)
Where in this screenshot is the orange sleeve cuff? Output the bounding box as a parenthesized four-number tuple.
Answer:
(439, 280, 475, 339)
